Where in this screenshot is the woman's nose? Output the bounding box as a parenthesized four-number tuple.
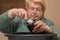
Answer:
(33, 9, 37, 14)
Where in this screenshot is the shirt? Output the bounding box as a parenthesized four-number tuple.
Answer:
(0, 12, 59, 40)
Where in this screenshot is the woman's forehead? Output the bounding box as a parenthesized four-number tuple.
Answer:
(28, 2, 42, 8)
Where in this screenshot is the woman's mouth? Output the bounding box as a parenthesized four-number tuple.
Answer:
(32, 15, 38, 18)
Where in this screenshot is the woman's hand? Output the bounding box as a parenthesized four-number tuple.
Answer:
(8, 8, 28, 19)
(32, 20, 52, 33)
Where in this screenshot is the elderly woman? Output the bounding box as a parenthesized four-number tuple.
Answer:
(0, 0, 59, 40)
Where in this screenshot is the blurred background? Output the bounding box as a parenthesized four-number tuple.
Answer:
(0, 0, 60, 40)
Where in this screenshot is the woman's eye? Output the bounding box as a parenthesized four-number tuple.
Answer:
(31, 8, 34, 10)
(37, 9, 41, 11)
(37, 8, 42, 11)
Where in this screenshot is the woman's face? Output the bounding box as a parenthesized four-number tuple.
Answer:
(27, 2, 43, 20)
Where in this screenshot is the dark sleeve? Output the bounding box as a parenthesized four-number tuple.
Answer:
(44, 19, 57, 33)
(0, 11, 22, 33)
(42, 18, 60, 40)
(2, 20, 19, 33)
(0, 12, 12, 33)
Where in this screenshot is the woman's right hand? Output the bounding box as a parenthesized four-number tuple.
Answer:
(8, 8, 28, 20)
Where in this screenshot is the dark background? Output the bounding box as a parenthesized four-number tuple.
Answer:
(0, 0, 25, 14)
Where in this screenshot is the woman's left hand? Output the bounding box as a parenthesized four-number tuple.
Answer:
(32, 20, 52, 33)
